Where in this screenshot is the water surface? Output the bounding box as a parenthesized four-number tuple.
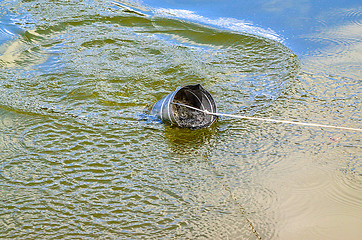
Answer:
(0, 0, 361, 239)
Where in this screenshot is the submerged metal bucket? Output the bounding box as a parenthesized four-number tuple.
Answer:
(151, 84, 217, 129)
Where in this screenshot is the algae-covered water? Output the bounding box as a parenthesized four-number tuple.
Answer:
(0, 0, 361, 239)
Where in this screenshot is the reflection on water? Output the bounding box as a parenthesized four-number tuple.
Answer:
(163, 126, 217, 154)
(302, 7, 362, 79)
(0, 0, 361, 239)
(152, 7, 282, 42)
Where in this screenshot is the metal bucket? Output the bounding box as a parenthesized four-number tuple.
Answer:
(151, 84, 217, 129)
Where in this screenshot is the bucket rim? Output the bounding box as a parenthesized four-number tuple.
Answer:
(170, 84, 217, 128)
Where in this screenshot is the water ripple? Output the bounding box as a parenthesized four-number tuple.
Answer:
(7, 0, 362, 239)
(326, 169, 362, 210)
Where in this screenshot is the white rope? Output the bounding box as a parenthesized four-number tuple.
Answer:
(172, 102, 362, 132)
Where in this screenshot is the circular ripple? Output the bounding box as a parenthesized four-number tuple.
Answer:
(0, 0, 298, 125)
(326, 170, 362, 210)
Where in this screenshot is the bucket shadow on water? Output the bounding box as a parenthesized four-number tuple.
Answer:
(163, 124, 219, 155)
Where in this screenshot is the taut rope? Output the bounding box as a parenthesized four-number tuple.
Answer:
(172, 102, 362, 132)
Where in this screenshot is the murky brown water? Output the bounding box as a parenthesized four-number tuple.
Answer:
(0, 0, 361, 239)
